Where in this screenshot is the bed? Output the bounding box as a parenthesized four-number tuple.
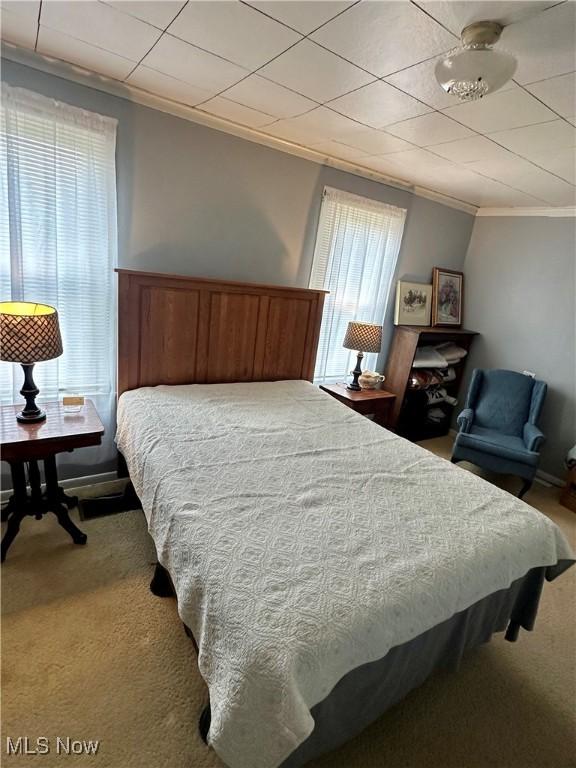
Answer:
(115, 269, 574, 768)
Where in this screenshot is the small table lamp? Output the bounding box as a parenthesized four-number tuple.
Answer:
(0, 302, 63, 423)
(343, 321, 382, 391)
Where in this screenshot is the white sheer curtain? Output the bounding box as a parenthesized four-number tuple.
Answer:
(309, 187, 406, 383)
(0, 84, 118, 477)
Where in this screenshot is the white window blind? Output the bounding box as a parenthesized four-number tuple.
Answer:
(0, 85, 118, 413)
(309, 186, 406, 383)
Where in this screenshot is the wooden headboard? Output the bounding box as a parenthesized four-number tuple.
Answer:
(117, 269, 327, 395)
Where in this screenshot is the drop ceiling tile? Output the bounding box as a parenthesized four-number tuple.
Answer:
(105, 2, 186, 30)
(442, 88, 557, 133)
(37, 26, 136, 79)
(246, 1, 354, 34)
(221, 75, 316, 119)
(362, 155, 541, 207)
(466, 154, 534, 183)
(502, 2, 576, 84)
(308, 139, 370, 162)
(372, 147, 458, 176)
(429, 136, 514, 164)
(489, 120, 576, 156)
(311, 1, 456, 78)
(259, 39, 374, 103)
(142, 34, 248, 93)
(0, 2, 39, 48)
(384, 56, 517, 111)
(525, 72, 576, 123)
(336, 127, 415, 155)
(362, 155, 414, 181)
(527, 147, 576, 185)
(1, 0, 39, 17)
(467, 155, 576, 205)
(439, 175, 545, 207)
(410, 164, 545, 206)
(40, 0, 161, 62)
(167, 0, 301, 70)
(328, 80, 431, 129)
(263, 106, 362, 144)
(127, 65, 215, 106)
(385, 112, 475, 146)
(545, 184, 576, 206)
(474, 188, 546, 207)
(198, 96, 276, 129)
(417, 2, 558, 36)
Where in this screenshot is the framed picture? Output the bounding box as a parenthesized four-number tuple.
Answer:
(394, 281, 432, 326)
(432, 267, 464, 327)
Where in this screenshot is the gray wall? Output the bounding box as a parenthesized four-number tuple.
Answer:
(1, 58, 474, 480)
(463, 216, 576, 478)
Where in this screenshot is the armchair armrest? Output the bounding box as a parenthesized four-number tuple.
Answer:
(457, 408, 474, 433)
(524, 423, 545, 452)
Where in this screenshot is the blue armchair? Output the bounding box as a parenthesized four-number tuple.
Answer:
(451, 369, 547, 499)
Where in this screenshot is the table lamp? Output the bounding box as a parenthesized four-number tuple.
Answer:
(0, 302, 63, 423)
(343, 321, 382, 391)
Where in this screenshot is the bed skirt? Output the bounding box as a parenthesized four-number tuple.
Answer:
(279, 561, 571, 767)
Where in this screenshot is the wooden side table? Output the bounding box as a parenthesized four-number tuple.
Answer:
(1, 400, 104, 562)
(319, 382, 396, 428)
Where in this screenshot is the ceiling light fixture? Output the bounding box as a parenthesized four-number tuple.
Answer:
(435, 21, 517, 102)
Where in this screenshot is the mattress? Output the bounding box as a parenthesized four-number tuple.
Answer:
(116, 380, 573, 768)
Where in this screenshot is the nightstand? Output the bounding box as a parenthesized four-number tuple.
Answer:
(1, 400, 104, 562)
(319, 382, 396, 428)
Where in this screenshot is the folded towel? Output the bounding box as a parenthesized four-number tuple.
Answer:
(412, 347, 448, 368)
(435, 342, 467, 363)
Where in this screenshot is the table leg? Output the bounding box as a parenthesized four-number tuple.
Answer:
(1, 462, 28, 562)
(28, 460, 43, 520)
(44, 456, 87, 546)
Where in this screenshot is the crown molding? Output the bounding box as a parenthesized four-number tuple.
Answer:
(476, 206, 576, 217)
(1, 43, 481, 215)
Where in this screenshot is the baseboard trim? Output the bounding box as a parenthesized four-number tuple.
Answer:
(447, 428, 564, 488)
(1, 471, 118, 503)
(535, 469, 564, 488)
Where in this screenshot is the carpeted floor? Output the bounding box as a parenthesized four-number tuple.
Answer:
(2, 437, 575, 768)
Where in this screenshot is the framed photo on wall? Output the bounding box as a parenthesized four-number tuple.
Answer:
(394, 281, 432, 326)
(432, 267, 464, 327)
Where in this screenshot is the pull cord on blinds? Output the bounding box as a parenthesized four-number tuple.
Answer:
(1, 84, 118, 477)
(309, 186, 406, 383)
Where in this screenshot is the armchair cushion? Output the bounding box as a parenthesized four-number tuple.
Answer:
(455, 427, 540, 467)
(524, 423, 545, 452)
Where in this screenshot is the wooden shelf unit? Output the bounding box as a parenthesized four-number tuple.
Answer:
(384, 326, 478, 441)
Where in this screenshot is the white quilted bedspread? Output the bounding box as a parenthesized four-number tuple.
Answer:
(116, 381, 573, 768)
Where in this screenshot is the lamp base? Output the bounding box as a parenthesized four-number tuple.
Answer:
(347, 351, 364, 391)
(17, 363, 45, 423)
(16, 409, 46, 424)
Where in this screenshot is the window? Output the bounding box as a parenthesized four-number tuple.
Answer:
(0, 85, 117, 432)
(309, 187, 406, 383)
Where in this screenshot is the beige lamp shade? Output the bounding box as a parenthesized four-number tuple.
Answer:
(343, 321, 382, 354)
(0, 302, 63, 364)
